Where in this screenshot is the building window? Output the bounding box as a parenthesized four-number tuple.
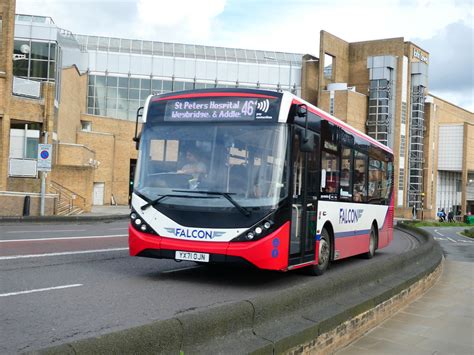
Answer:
(399, 168, 405, 188)
(13, 39, 57, 82)
(324, 53, 334, 80)
(81, 121, 92, 132)
(367, 79, 392, 147)
(401, 102, 407, 125)
(400, 135, 406, 157)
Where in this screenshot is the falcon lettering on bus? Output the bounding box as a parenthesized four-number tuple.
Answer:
(129, 88, 394, 275)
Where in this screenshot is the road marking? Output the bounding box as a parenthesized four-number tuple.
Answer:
(434, 229, 444, 237)
(434, 237, 446, 241)
(4, 229, 86, 234)
(0, 284, 83, 297)
(447, 237, 457, 243)
(0, 248, 128, 260)
(0, 234, 127, 243)
(161, 266, 200, 274)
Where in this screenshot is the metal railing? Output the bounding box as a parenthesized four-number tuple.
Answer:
(49, 181, 86, 215)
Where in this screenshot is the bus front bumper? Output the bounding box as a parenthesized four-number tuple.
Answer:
(129, 222, 290, 271)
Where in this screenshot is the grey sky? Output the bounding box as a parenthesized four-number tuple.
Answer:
(17, 0, 473, 111)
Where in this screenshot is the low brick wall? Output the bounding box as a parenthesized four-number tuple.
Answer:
(0, 193, 56, 216)
(288, 261, 443, 354)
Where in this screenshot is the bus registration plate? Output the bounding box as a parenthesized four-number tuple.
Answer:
(175, 251, 210, 262)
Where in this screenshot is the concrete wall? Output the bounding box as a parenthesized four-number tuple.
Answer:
(50, 165, 93, 211)
(0, 0, 15, 192)
(77, 114, 140, 205)
(318, 31, 350, 96)
(301, 54, 318, 105)
(57, 66, 88, 143)
(423, 96, 474, 218)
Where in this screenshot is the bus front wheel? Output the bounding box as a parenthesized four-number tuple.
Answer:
(307, 228, 331, 276)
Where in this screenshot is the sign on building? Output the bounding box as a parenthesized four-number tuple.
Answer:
(37, 144, 53, 172)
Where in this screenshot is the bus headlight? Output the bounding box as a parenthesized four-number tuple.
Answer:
(129, 209, 157, 235)
(263, 221, 272, 230)
(246, 232, 255, 240)
(254, 227, 263, 235)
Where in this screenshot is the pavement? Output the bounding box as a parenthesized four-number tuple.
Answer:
(0, 205, 130, 222)
(337, 228, 474, 355)
(81, 204, 130, 217)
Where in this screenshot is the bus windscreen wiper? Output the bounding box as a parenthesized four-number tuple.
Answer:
(172, 190, 251, 217)
(141, 194, 216, 211)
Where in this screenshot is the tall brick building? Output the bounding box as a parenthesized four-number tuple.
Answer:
(1, 0, 473, 218)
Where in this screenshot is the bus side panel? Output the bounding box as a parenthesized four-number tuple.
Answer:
(317, 201, 389, 260)
(377, 196, 395, 249)
(227, 221, 290, 271)
(334, 233, 370, 260)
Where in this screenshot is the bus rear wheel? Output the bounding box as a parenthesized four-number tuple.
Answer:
(362, 225, 377, 259)
(307, 228, 331, 276)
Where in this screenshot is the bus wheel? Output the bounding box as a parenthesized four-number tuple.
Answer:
(363, 226, 377, 259)
(308, 228, 331, 276)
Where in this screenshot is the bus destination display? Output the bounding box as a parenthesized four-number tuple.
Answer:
(164, 97, 276, 122)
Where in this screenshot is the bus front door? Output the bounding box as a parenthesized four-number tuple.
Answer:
(289, 129, 320, 267)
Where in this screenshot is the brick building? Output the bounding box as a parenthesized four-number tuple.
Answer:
(1, 0, 473, 218)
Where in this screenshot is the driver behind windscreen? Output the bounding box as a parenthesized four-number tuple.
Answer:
(177, 150, 207, 180)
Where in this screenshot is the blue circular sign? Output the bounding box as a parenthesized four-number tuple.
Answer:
(40, 150, 49, 159)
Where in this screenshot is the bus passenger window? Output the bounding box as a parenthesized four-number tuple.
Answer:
(340, 147, 352, 199)
(353, 151, 367, 202)
(321, 150, 339, 195)
(368, 159, 384, 201)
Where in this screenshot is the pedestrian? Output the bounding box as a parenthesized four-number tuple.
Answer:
(448, 210, 454, 223)
(440, 209, 446, 222)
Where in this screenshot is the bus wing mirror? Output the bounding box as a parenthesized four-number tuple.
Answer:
(133, 132, 142, 150)
(296, 104, 313, 151)
(300, 132, 314, 152)
(133, 107, 144, 150)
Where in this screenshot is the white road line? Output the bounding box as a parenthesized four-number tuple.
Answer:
(434, 237, 445, 241)
(434, 229, 444, 237)
(0, 248, 128, 260)
(447, 237, 457, 243)
(0, 234, 127, 243)
(5, 229, 86, 234)
(0, 284, 83, 297)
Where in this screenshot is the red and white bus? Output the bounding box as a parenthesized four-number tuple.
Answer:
(129, 89, 394, 275)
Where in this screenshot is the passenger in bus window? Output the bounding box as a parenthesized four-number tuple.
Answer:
(340, 169, 352, 198)
(353, 171, 366, 202)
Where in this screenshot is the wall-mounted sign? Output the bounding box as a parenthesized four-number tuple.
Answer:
(413, 48, 429, 64)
